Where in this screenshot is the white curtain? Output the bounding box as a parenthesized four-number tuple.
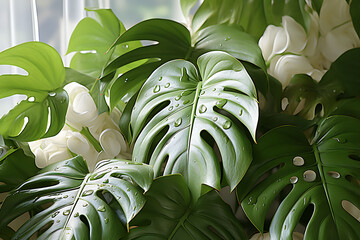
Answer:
(0, 0, 186, 117)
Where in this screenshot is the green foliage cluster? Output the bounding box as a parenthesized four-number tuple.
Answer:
(0, 0, 359, 239)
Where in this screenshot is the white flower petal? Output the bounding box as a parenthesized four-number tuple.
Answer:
(258, 25, 283, 61)
(99, 129, 125, 157)
(34, 148, 48, 168)
(67, 132, 91, 155)
(283, 16, 307, 53)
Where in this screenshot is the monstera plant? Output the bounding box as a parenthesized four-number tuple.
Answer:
(0, 0, 359, 239)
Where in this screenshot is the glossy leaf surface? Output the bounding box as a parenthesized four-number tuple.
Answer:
(237, 116, 360, 240)
(126, 175, 246, 239)
(132, 51, 258, 199)
(0, 42, 68, 141)
(104, 18, 265, 108)
(191, 0, 312, 40)
(0, 156, 153, 239)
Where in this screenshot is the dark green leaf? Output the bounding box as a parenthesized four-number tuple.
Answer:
(0, 148, 39, 193)
(126, 175, 246, 239)
(0, 42, 68, 141)
(237, 116, 360, 239)
(0, 156, 153, 239)
(131, 51, 258, 199)
(350, 0, 360, 38)
(191, 0, 312, 40)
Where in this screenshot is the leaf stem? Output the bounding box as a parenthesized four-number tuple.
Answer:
(80, 127, 103, 152)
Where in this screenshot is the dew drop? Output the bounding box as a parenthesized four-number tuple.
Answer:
(133, 206, 136, 211)
(175, 96, 181, 101)
(199, 105, 207, 113)
(52, 211, 60, 218)
(74, 212, 79, 218)
(333, 138, 347, 144)
(223, 120, 232, 129)
(82, 190, 94, 196)
(216, 99, 227, 108)
(219, 43, 223, 47)
(290, 176, 298, 184)
(303, 170, 316, 182)
(327, 171, 341, 179)
(213, 117, 218, 122)
(262, 203, 265, 207)
(212, 88, 216, 91)
(28, 96, 35, 102)
(158, 76, 163, 81)
(134, 192, 138, 196)
(175, 104, 179, 107)
(57, 220, 60, 223)
(127, 188, 131, 191)
(103, 179, 109, 184)
(49, 92, 56, 97)
(168, 106, 173, 111)
(293, 156, 305, 166)
(104, 218, 109, 224)
(239, 109, 243, 116)
(63, 195, 68, 199)
(225, 36, 231, 41)
(97, 206, 106, 212)
(247, 197, 253, 205)
(153, 85, 161, 93)
(164, 83, 170, 88)
(174, 118, 182, 127)
(124, 78, 129, 83)
(83, 203, 88, 207)
(122, 44, 129, 49)
(63, 210, 70, 216)
(183, 99, 190, 105)
(200, 90, 205, 95)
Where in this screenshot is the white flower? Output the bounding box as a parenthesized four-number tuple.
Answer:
(29, 127, 72, 168)
(64, 82, 98, 130)
(259, 16, 307, 62)
(269, 55, 323, 87)
(250, 232, 303, 240)
(319, 0, 360, 63)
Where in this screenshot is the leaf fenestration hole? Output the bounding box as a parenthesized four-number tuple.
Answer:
(142, 100, 170, 128)
(0, 65, 28, 76)
(281, 98, 289, 111)
(223, 87, 246, 95)
(19, 180, 59, 191)
(314, 103, 324, 117)
(349, 154, 360, 161)
(146, 125, 169, 165)
(297, 204, 315, 234)
(80, 215, 90, 230)
(342, 200, 360, 222)
(345, 175, 360, 187)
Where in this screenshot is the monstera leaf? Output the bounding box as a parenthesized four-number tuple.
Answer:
(103, 17, 265, 109)
(189, 0, 313, 40)
(131, 51, 258, 199)
(237, 115, 360, 240)
(66, 8, 143, 113)
(126, 175, 246, 239)
(0, 156, 153, 239)
(0, 42, 68, 141)
(283, 48, 360, 120)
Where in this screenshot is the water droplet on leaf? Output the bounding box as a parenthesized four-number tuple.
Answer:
(49, 92, 56, 97)
(63, 210, 70, 216)
(158, 76, 162, 81)
(223, 120, 232, 129)
(82, 190, 93, 196)
(183, 100, 190, 105)
(28, 97, 35, 102)
(174, 118, 182, 127)
(122, 44, 129, 49)
(213, 117, 218, 122)
(97, 206, 106, 212)
(327, 171, 340, 179)
(74, 212, 79, 217)
(216, 99, 227, 108)
(83, 203, 88, 207)
(199, 105, 207, 113)
(175, 96, 181, 101)
(168, 106, 173, 111)
(52, 211, 60, 218)
(293, 156, 305, 166)
(104, 218, 109, 223)
(164, 83, 170, 88)
(290, 176, 298, 184)
(153, 85, 160, 93)
(303, 170, 316, 182)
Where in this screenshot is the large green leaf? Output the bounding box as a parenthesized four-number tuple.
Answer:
(191, 0, 312, 40)
(0, 156, 153, 239)
(131, 51, 258, 199)
(350, 0, 360, 38)
(126, 175, 246, 239)
(104, 18, 265, 109)
(67, 8, 144, 113)
(0, 42, 68, 141)
(237, 116, 360, 240)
